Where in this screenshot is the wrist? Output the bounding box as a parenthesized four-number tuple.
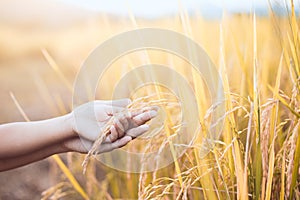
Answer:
(55, 113, 78, 153)
(60, 112, 76, 138)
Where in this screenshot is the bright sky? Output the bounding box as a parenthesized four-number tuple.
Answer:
(61, 0, 271, 18)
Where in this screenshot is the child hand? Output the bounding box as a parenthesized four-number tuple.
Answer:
(62, 99, 157, 153)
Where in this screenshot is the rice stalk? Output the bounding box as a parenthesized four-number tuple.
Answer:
(288, 0, 300, 77)
(265, 52, 283, 200)
(126, 4, 184, 189)
(286, 120, 300, 200)
(41, 48, 73, 93)
(260, 102, 273, 199)
(178, 1, 219, 199)
(252, 11, 263, 200)
(280, 146, 286, 200)
(41, 182, 71, 200)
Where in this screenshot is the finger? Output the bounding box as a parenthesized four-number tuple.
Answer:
(111, 135, 132, 149)
(141, 106, 160, 112)
(95, 99, 132, 107)
(104, 125, 118, 143)
(133, 110, 157, 125)
(126, 124, 149, 138)
(113, 118, 126, 138)
(63, 137, 93, 154)
(129, 106, 159, 118)
(98, 136, 132, 153)
(118, 112, 130, 131)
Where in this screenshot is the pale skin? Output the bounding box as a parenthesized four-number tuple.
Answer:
(0, 99, 157, 172)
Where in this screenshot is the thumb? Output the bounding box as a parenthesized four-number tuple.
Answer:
(98, 136, 132, 153)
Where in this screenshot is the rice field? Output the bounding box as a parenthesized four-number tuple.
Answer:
(0, 1, 300, 200)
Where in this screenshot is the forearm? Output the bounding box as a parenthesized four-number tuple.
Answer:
(0, 99, 157, 172)
(0, 114, 74, 158)
(0, 142, 68, 172)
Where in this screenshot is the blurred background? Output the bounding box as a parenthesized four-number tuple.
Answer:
(0, 0, 281, 123)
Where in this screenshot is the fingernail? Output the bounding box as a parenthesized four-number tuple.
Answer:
(141, 124, 149, 131)
(149, 110, 158, 118)
(127, 111, 132, 118)
(125, 98, 132, 105)
(152, 106, 160, 111)
(142, 107, 150, 112)
(110, 125, 114, 130)
(125, 135, 132, 141)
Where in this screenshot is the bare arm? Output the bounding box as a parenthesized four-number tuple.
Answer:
(0, 99, 157, 171)
(0, 143, 66, 172)
(0, 115, 72, 159)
